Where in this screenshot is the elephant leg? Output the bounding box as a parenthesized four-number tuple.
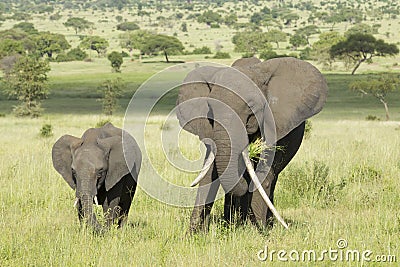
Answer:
(223, 171, 251, 224)
(248, 171, 277, 227)
(249, 122, 304, 227)
(224, 193, 250, 224)
(101, 174, 136, 228)
(223, 193, 236, 224)
(116, 174, 137, 228)
(189, 164, 219, 233)
(265, 173, 279, 226)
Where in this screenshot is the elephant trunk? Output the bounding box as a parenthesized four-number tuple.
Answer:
(213, 121, 248, 196)
(78, 178, 102, 232)
(81, 194, 102, 232)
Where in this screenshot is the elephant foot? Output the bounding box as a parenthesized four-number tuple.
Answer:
(188, 218, 209, 235)
(91, 224, 106, 235)
(188, 205, 212, 234)
(79, 217, 106, 235)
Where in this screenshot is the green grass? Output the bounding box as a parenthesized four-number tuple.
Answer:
(0, 62, 399, 266)
(0, 113, 399, 266)
(2, 51, 400, 119)
(1, 2, 400, 265)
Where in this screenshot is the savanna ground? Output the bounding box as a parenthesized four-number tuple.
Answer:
(0, 59, 399, 266)
(1, 1, 400, 266)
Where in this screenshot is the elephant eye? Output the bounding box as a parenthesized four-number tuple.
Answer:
(72, 169, 77, 176)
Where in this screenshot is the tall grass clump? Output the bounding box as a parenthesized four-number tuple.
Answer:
(95, 118, 112, 128)
(278, 160, 344, 208)
(39, 123, 53, 138)
(303, 119, 312, 139)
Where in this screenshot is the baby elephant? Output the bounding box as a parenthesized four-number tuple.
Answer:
(52, 123, 141, 231)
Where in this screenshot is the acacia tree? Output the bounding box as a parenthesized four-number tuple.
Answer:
(141, 34, 184, 63)
(197, 10, 222, 26)
(330, 33, 399, 74)
(35, 32, 71, 59)
(349, 75, 399, 120)
(3, 56, 50, 117)
(262, 16, 283, 31)
(265, 29, 287, 49)
(345, 23, 375, 37)
(289, 33, 307, 50)
(80, 36, 109, 57)
(232, 31, 271, 55)
(64, 17, 94, 35)
(120, 30, 151, 61)
(282, 12, 300, 26)
(311, 31, 344, 69)
(296, 25, 320, 45)
(0, 29, 36, 56)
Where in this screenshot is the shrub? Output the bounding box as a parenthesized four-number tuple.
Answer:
(55, 53, 69, 62)
(299, 47, 312, 60)
(259, 50, 278, 60)
(304, 119, 312, 139)
(67, 47, 88, 61)
(3, 57, 50, 118)
(50, 13, 62, 21)
(13, 103, 42, 118)
(348, 165, 382, 183)
(259, 50, 289, 60)
(212, 51, 231, 59)
(97, 78, 124, 115)
(116, 22, 140, 31)
(95, 119, 111, 128)
(279, 160, 342, 208)
(107, 51, 123, 73)
(365, 115, 380, 121)
(121, 51, 129, 58)
(55, 48, 88, 62)
(241, 52, 255, 58)
(39, 124, 53, 138)
(192, 46, 212, 55)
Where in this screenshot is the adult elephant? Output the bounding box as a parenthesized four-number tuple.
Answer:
(176, 57, 328, 232)
(52, 123, 141, 232)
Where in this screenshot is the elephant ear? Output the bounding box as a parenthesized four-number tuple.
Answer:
(52, 135, 82, 189)
(176, 66, 220, 140)
(97, 132, 140, 191)
(255, 57, 328, 142)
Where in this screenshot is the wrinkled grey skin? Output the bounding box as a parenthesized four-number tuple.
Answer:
(52, 123, 141, 232)
(176, 57, 328, 232)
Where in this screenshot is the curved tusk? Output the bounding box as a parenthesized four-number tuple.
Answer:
(73, 197, 79, 208)
(94, 196, 99, 206)
(190, 151, 215, 187)
(242, 151, 289, 229)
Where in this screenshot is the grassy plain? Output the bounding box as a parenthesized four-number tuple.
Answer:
(0, 105, 399, 266)
(1, 58, 400, 266)
(1, 1, 400, 266)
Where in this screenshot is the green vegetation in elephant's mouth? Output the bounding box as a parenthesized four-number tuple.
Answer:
(247, 138, 284, 162)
